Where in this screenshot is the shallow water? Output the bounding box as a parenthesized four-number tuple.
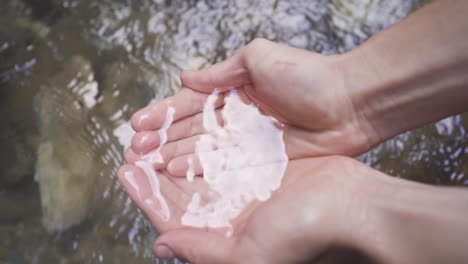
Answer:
(1, 0, 466, 263)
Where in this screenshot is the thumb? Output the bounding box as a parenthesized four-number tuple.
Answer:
(180, 49, 251, 93)
(153, 228, 235, 264)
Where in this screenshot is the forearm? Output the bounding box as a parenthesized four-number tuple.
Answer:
(350, 173, 468, 264)
(336, 0, 468, 144)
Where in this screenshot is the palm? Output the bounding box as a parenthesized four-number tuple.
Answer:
(118, 158, 350, 263)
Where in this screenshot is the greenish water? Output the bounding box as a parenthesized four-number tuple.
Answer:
(0, 0, 466, 263)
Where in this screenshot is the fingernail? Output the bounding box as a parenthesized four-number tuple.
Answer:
(137, 113, 150, 127)
(131, 110, 145, 130)
(134, 133, 149, 149)
(154, 244, 174, 259)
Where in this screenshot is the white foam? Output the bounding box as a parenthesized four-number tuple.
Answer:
(186, 156, 195, 182)
(141, 106, 175, 164)
(132, 106, 175, 222)
(123, 170, 141, 200)
(202, 89, 222, 132)
(181, 89, 287, 235)
(135, 160, 170, 222)
(121, 90, 287, 232)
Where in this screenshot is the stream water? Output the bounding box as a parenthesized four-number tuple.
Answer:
(1, 0, 467, 263)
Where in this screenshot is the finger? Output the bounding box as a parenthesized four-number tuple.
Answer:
(162, 138, 240, 177)
(165, 108, 223, 145)
(124, 147, 140, 163)
(117, 164, 153, 202)
(117, 164, 189, 231)
(131, 109, 224, 154)
(128, 134, 204, 171)
(131, 131, 161, 154)
(161, 170, 213, 199)
(153, 229, 235, 263)
(142, 134, 203, 170)
(180, 48, 250, 93)
(131, 88, 224, 132)
(118, 164, 175, 229)
(167, 154, 203, 178)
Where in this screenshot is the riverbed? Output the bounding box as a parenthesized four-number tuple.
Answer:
(1, 0, 466, 263)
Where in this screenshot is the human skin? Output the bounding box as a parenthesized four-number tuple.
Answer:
(127, 0, 468, 177)
(119, 0, 468, 262)
(118, 156, 468, 263)
(126, 45, 371, 175)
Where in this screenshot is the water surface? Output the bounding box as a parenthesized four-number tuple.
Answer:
(1, 0, 466, 263)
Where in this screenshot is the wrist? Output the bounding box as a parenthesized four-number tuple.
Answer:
(332, 0, 468, 144)
(328, 50, 385, 148)
(347, 172, 468, 264)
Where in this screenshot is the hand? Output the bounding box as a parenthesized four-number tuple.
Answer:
(118, 155, 468, 264)
(126, 39, 378, 176)
(117, 156, 371, 263)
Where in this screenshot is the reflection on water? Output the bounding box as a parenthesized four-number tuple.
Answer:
(361, 115, 468, 185)
(1, 0, 466, 263)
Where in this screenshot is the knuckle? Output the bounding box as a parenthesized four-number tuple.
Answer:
(250, 37, 269, 46)
(245, 38, 270, 55)
(243, 38, 275, 70)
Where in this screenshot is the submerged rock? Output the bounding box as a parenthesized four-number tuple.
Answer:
(34, 55, 103, 231)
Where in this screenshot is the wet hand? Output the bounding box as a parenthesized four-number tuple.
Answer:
(117, 156, 372, 263)
(118, 154, 468, 263)
(127, 39, 377, 176)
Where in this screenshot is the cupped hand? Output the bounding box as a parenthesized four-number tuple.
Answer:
(117, 156, 377, 264)
(126, 39, 377, 176)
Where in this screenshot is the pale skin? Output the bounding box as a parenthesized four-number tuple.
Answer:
(118, 0, 468, 263)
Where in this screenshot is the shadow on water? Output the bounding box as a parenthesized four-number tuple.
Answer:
(1, 0, 466, 263)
